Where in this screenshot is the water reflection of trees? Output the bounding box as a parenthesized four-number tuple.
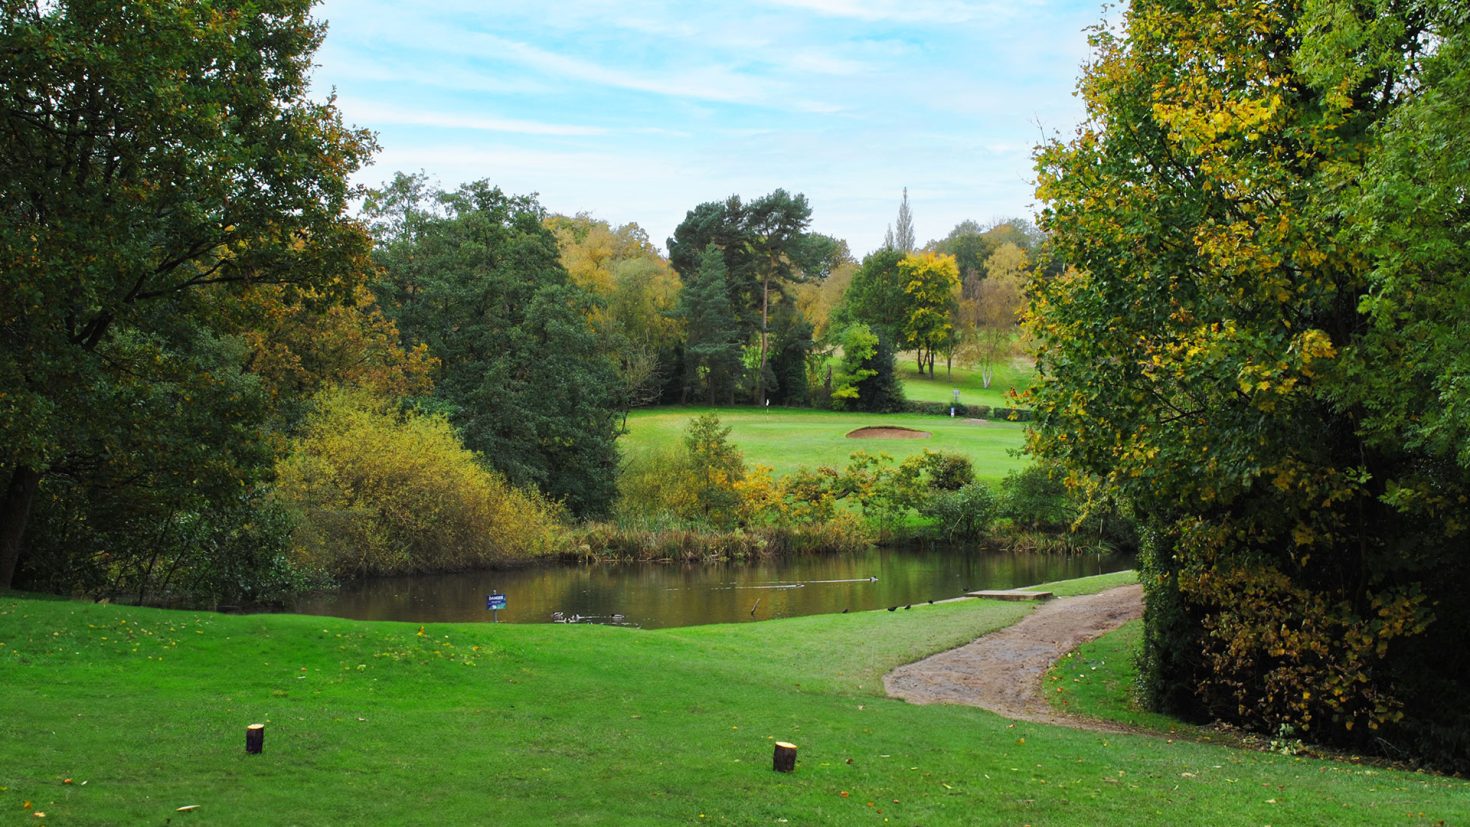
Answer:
(289, 546, 1131, 628)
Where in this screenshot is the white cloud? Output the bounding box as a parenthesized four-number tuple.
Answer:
(761, 0, 1027, 24)
(314, 0, 1100, 256)
(341, 100, 609, 137)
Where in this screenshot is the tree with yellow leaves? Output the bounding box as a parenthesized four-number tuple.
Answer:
(898, 252, 960, 377)
(1029, 0, 1470, 768)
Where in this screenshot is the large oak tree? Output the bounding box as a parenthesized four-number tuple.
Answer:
(0, 0, 374, 589)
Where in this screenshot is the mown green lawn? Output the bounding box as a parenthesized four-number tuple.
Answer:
(622, 406, 1028, 485)
(1048, 619, 1208, 736)
(897, 356, 1035, 410)
(3, 572, 1465, 825)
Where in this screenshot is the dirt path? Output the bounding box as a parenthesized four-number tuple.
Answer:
(884, 584, 1144, 732)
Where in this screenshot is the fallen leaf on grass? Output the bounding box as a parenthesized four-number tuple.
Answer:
(177, 805, 200, 812)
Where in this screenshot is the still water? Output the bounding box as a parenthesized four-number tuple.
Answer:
(288, 545, 1133, 629)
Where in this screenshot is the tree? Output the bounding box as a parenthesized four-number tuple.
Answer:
(884, 187, 916, 253)
(964, 243, 1027, 388)
(766, 303, 815, 407)
(928, 220, 994, 295)
(836, 248, 909, 340)
(793, 258, 856, 339)
(829, 323, 879, 409)
(838, 326, 905, 412)
(365, 175, 621, 518)
(228, 283, 437, 411)
(545, 213, 684, 416)
(0, 0, 375, 590)
(1029, 0, 1470, 766)
(677, 246, 744, 404)
(899, 252, 960, 377)
(668, 190, 831, 405)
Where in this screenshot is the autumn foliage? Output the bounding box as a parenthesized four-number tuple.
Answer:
(1030, 0, 1470, 765)
(274, 389, 560, 578)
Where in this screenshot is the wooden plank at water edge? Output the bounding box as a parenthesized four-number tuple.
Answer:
(966, 590, 1055, 601)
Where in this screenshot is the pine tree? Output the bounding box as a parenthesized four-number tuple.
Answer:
(678, 246, 744, 404)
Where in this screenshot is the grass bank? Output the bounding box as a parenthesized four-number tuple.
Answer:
(3, 574, 1465, 825)
(898, 357, 1035, 410)
(622, 406, 1028, 485)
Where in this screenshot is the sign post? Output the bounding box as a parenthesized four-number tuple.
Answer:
(486, 591, 507, 622)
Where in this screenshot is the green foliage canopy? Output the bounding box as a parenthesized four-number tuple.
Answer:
(0, 0, 375, 590)
(1028, 0, 1470, 766)
(365, 175, 622, 519)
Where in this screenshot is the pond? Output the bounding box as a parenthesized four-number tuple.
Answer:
(287, 545, 1134, 629)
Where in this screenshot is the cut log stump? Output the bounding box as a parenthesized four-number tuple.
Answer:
(245, 723, 265, 754)
(773, 741, 797, 773)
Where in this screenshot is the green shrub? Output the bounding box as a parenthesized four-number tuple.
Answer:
(23, 487, 316, 607)
(916, 450, 975, 491)
(682, 413, 746, 529)
(1000, 464, 1076, 530)
(614, 442, 698, 528)
(921, 482, 999, 541)
(990, 406, 1034, 422)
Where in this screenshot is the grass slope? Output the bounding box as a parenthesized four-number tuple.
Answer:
(1048, 619, 1203, 735)
(3, 575, 1466, 825)
(623, 407, 1027, 484)
(897, 358, 1035, 410)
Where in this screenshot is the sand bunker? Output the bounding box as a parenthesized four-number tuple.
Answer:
(846, 426, 932, 439)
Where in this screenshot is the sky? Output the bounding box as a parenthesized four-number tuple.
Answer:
(311, 0, 1105, 257)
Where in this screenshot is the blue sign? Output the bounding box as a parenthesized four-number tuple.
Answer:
(486, 593, 507, 611)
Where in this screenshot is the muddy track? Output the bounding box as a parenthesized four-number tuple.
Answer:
(884, 584, 1144, 732)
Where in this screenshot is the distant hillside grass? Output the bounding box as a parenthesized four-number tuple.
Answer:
(621, 406, 1028, 485)
(897, 355, 1036, 410)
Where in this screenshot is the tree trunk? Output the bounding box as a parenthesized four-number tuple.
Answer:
(246, 723, 265, 754)
(0, 465, 41, 590)
(772, 741, 797, 772)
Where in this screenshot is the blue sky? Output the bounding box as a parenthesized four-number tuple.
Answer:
(312, 0, 1104, 256)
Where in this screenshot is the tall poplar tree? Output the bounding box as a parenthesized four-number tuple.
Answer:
(884, 187, 916, 253)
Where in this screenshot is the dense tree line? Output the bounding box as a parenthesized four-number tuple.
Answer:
(0, 0, 1047, 606)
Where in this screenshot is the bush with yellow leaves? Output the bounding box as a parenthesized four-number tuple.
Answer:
(273, 388, 560, 578)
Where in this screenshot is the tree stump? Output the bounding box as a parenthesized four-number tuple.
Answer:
(772, 741, 797, 773)
(245, 724, 265, 754)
